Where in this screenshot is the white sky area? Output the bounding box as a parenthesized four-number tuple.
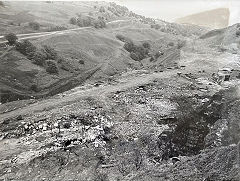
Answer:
(100, 0, 240, 25)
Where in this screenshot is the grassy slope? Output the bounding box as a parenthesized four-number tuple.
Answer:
(0, 1, 208, 104)
(0, 1, 120, 34)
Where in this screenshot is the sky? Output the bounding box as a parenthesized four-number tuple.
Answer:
(109, 0, 240, 25)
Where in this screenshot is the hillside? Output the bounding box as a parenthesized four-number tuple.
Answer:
(0, 1, 240, 181)
(0, 1, 207, 103)
(175, 8, 230, 29)
(0, 1, 128, 34)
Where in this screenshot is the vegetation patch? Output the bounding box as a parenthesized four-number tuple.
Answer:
(123, 39, 151, 61)
(29, 22, 40, 30)
(46, 60, 59, 74)
(115, 34, 130, 43)
(15, 39, 61, 74)
(69, 15, 106, 29)
(4, 33, 18, 45)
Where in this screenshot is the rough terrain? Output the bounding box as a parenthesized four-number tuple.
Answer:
(0, 1, 240, 181)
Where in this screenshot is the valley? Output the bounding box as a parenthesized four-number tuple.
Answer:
(0, 1, 240, 181)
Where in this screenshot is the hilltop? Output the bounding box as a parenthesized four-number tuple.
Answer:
(175, 8, 230, 29)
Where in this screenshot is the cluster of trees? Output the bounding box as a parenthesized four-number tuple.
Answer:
(93, 19, 106, 28)
(4, 33, 18, 45)
(49, 25, 67, 32)
(29, 22, 40, 30)
(108, 3, 129, 16)
(4, 33, 81, 76)
(129, 12, 155, 25)
(99, 6, 105, 13)
(15, 39, 59, 74)
(69, 16, 106, 29)
(123, 40, 151, 61)
(151, 23, 182, 36)
(151, 24, 161, 30)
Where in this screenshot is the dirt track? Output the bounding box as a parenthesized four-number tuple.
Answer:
(0, 69, 178, 121)
(0, 20, 130, 44)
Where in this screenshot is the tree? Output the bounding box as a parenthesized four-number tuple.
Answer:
(30, 51, 46, 66)
(142, 42, 150, 49)
(69, 17, 77, 25)
(15, 40, 36, 55)
(123, 41, 135, 52)
(130, 52, 139, 61)
(46, 60, 58, 74)
(4, 33, 18, 45)
(236, 29, 240, 37)
(93, 20, 106, 28)
(99, 6, 105, 13)
(116, 34, 130, 42)
(42, 45, 58, 60)
(29, 22, 40, 30)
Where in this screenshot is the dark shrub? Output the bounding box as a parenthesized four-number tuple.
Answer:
(49, 25, 67, 31)
(15, 40, 36, 55)
(31, 51, 46, 66)
(150, 56, 155, 62)
(124, 41, 150, 61)
(151, 24, 160, 30)
(123, 41, 135, 52)
(30, 84, 38, 92)
(116, 34, 130, 42)
(77, 17, 93, 27)
(98, 16, 104, 20)
(16, 40, 48, 66)
(29, 22, 40, 30)
(4, 33, 18, 45)
(70, 17, 77, 25)
(116, 34, 125, 41)
(15, 42, 26, 54)
(59, 59, 74, 72)
(142, 42, 150, 49)
(130, 52, 140, 61)
(99, 6, 105, 13)
(46, 60, 58, 74)
(135, 45, 148, 59)
(236, 29, 240, 36)
(93, 20, 106, 28)
(42, 45, 58, 60)
(79, 59, 84, 64)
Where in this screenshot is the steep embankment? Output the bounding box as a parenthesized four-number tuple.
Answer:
(0, 60, 239, 180)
